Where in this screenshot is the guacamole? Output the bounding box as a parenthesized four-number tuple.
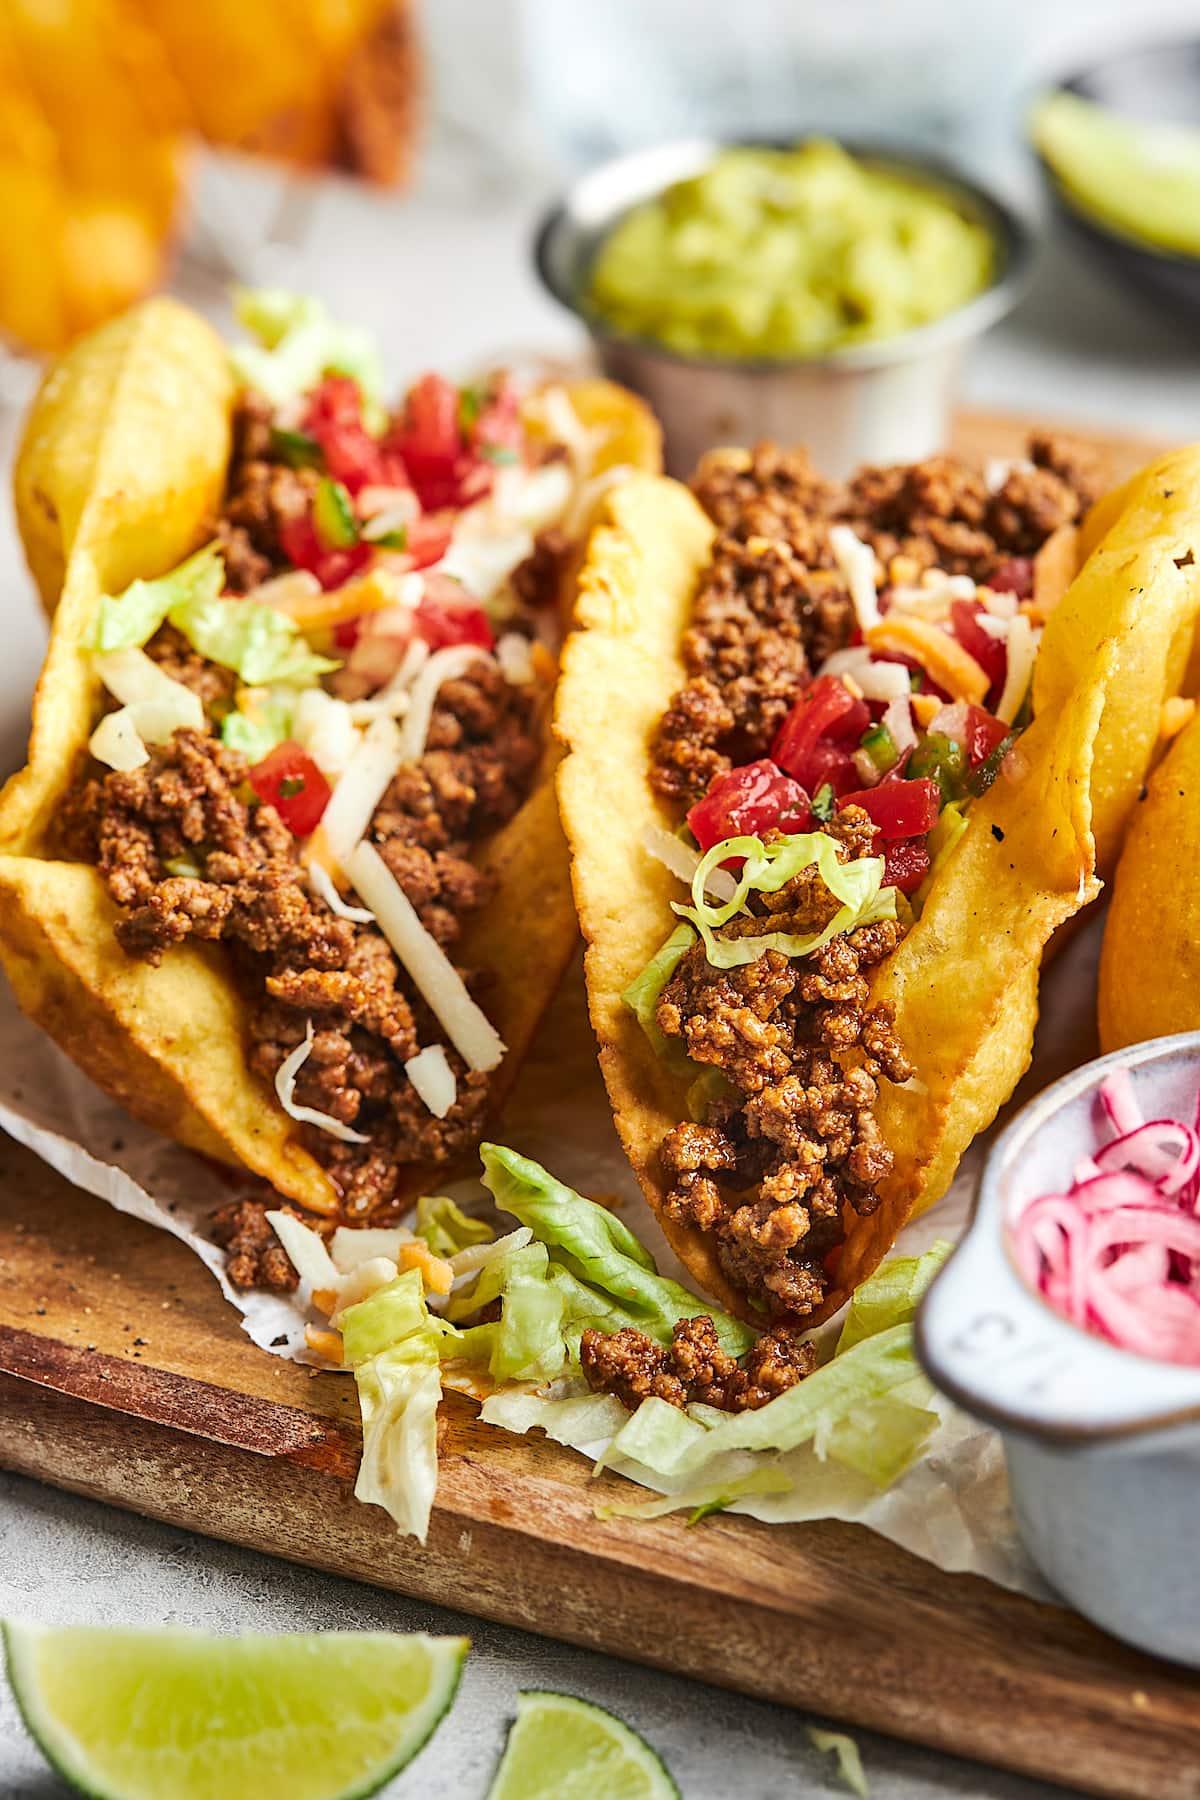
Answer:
(1032, 91, 1200, 260)
(586, 140, 995, 361)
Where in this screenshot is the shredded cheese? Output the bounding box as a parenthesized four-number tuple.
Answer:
(404, 1044, 458, 1119)
(995, 613, 1036, 725)
(275, 1020, 371, 1144)
(309, 859, 375, 923)
(345, 841, 506, 1072)
(397, 645, 491, 764)
(496, 633, 536, 685)
(865, 616, 990, 706)
(330, 1255, 402, 1324)
(829, 525, 881, 632)
(398, 1240, 455, 1296)
(641, 823, 737, 903)
(319, 714, 404, 867)
(330, 1224, 416, 1273)
(304, 1326, 344, 1364)
(266, 1207, 340, 1289)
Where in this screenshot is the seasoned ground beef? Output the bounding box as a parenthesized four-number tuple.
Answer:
(510, 526, 573, 613)
(650, 435, 1096, 805)
(211, 1197, 320, 1292)
(580, 1314, 817, 1412)
(146, 625, 239, 723)
(215, 392, 319, 594)
(67, 665, 541, 1240)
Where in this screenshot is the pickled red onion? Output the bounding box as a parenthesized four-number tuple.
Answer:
(1013, 1069, 1200, 1363)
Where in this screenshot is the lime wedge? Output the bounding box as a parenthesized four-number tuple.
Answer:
(487, 1690, 680, 1800)
(2, 1621, 467, 1800)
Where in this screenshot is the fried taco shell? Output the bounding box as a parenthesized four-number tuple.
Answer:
(0, 296, 659, 1220)
(557, 450, 1200, 1327)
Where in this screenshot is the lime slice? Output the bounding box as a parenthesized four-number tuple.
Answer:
(487, 1690, 680, 1800)
(2, 1621, 467, 1800)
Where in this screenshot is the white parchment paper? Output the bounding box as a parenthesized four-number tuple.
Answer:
(0, 909, 1103, 1601)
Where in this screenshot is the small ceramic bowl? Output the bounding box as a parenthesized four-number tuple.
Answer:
(533, 138, 1033, 478)
(917, 1031, 1200, 1666)
(1034, 40, 1200, 320)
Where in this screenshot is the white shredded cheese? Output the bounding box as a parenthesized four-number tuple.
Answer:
(507, 460, 573, 531)
(404, 1044, 458, 1119)
(829, 525, 881, 632)
(995, 613, 1036, 725)
(330, 1224, 416, 1273)
(854, 661, 911, 702)
(397, 644, 491, 764)
(346, 841, 506, 1073)
(496, 633, 536, 685)
(362, 494, 421, 541)
(292, 688, 360, 779)
(882, 694, 917, 755)
(89, 707, 149, 771)
(266, 1208, 340, 1290)
(448, 1226, 532, 1278)
(561, 462, 634, 538)
(974, 611, 1011, 640)
(320, 715, 404, 866)
(438, 527, 534, 603)
(275, 1020, 371, 1144)
(979, 587, 1018, 618)
(819, 646, 874, 681)
(244, 568, 321, 609)
(641, 822, 737, 903)
(309, 859, 375, 923)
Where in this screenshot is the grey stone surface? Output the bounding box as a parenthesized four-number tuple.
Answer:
(0, 1469, 1078, 1799)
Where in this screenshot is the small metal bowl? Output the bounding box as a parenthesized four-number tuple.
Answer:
(917, 1031, 1200, 1666)
(534, 138, 1034, 478)
(1034, 40, 1200, 321)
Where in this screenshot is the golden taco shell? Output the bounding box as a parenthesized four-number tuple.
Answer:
(0, 297, 660, 1215)
(557, 459, 1200, 1326)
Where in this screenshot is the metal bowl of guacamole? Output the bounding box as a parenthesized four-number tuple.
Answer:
(535, 138, 1032, 476)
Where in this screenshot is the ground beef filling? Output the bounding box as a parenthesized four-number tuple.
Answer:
(215, 392, 319, 595)
(63, 654, 541, 1251)
(642, 437, 1108, 1318)
(651, 436, 1099, 806)
(580, 1314, 817, 1413)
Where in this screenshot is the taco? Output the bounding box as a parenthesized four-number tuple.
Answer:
(0, 288, 659, 1287)
(557, 439, 1200, 1330)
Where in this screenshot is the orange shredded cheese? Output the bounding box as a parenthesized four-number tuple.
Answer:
(398, 1240, 455, 1296)
(865, 616, 989, 706)
(311, 1285, 338, 1317)
(305, 1325, 344, 1364)
(269, 567, 412, 635)
(910, 692, 941, 728)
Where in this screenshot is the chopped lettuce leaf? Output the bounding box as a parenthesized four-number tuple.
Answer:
(808, 1729, 869, 1800)
(673, 831, 897, 970)
(232, 286, 385, 428)
(94, 543, 224, 652)
(593, 1395, 709, 1477)
(620, 922, 697, 1074)
(416, 1194, 494, 1260)
(172, 588, 337, 687)
(339, 1269, 429, 1367)
(354, 1341, 441, 1542)
(221, 690, 293, 761)
(822, 1395, 940, 1486)
(593, 1468, 794, 1523)
(835, 1241, 950, 1353)
(480, 1144, 755, 1357)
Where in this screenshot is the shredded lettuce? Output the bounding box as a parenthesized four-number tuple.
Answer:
(836, 1241, 949, 1353)
(593, 1466, 794, 1523)
(339, 1269, 431, 1367)
(480, 1144, 755, 1357)
(416, 1194, 494, 1259)
(672, 832, 897, 970)
(232, 286, 386, 428)
(94, 542, 337, 689)
(620, 922, 697, 1073)
(354, 1342, 442, 1543)
(221, 691, 293, 761)
(94, 543, 224, 652)
(808, 1728, 869, 1799)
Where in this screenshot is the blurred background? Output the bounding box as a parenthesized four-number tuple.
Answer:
(0, 0, 1198, 422)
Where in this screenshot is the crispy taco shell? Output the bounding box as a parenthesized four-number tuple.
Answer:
(557, 458, 1200, 1325)
(0, 297, 659, 1213)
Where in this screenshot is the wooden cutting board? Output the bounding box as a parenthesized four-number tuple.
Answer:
(2, 411, 1198, 1800)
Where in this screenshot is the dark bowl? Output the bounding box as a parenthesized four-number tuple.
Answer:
(1033, 38, 1200, 319)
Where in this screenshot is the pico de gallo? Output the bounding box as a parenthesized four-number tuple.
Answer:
(65, 286, 647, 1274)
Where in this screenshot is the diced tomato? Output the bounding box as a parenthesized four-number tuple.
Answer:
(333, 616, 363, 651)
(278, 511, 371, 591)
(404, 515, 454, 571)
(772, 675, 871, 791)
(301, 376, 409, 496)
(413, 574, 495, 651)
(468, 379, 523, 458)
(883, 836, 932, 896)
(950, 599, 1007, 702)
(248, 742, 332, 838)
(989, 555, 1034, 600)
(962, 703, 1011, 768)
(388, 373, 476, 512)
(838, 777, 941, 839)
(687, 760, 812, 852)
